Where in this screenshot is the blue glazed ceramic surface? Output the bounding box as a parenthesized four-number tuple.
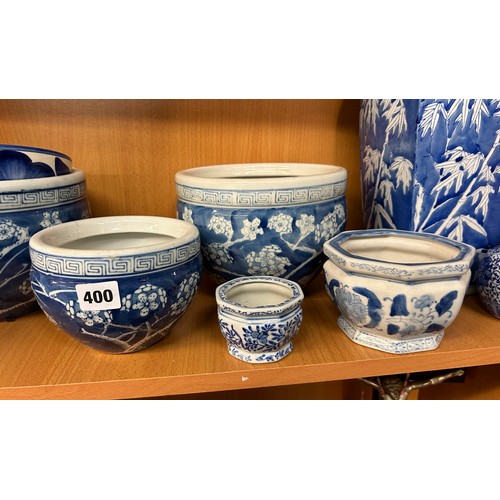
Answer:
(323, 229, 474, 354)
(477, 246, 500, 319)
(360, 99, 500, 281)
(179, 199, 345, 287)
(0, 169, 90, 321)
(0, 144, 72, 180)
(215, 276, 304, 363)
(29, 216, 202, 354)
(176, 163, 347, 287)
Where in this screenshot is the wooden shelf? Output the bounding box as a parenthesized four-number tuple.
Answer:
(1, 273, 499, 400)
(1, 99, 498, 399)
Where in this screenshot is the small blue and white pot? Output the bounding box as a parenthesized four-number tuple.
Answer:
(323, 229, 475, 354)
(0, 144, 73, 180)
(0, 168, 90, 321)
(176, 163, 347, 287)
(215, 276, 304, 363)
(477, 246, 500, 319)
(29, 216, 203, 354)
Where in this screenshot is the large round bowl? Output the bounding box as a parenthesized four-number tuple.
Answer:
(176, 163, 347, 287)
(29, 216, 203, 354)
(0, 144, 73, 180)
(0, 168, 90, 321)
(323, 229, 475, 354)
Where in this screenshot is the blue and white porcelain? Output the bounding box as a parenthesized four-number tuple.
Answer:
(0, 168, 90, 321)
(176, 163, 347, 287)
(359, 99, 500, 284)
(323, 229, 475, 354)
(29, 216, 203, 354)
(216, 276, 304, 363)
(0, 144, 73, 180)
(477, 246, 500, 319)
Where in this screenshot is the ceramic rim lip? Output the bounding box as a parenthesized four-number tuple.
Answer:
(323, 229, 476, 280)
(175, 163, 347, 191)
(0, 143, 72, 161)
(0, 167, 84, 192)
(28, 215, 200, 259)
(215, 275, 304, 316)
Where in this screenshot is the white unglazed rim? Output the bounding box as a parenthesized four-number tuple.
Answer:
(29, 216, 200, 259)
(175, 163, 347, 190)
(323, 229, 475, 281)
(0, 167, 85, 192)
(216, 276, 304, 317)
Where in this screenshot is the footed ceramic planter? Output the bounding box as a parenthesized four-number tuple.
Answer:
(216, 276, 304, 363)
(176, 163, 347, 287)
(323, 229, 475, 354)
(29, 216, 202, 354)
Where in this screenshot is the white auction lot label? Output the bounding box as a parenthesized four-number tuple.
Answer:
(75, 281, 122, 311)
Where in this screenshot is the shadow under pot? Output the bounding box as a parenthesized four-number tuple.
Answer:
(323, 229, 475, 354)
(29, 216, 203, 354)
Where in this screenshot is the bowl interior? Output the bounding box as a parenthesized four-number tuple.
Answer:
(181, 163, 340, 179)
(59, 232, 176, 250)
(225, 281, 294, 307)
(32, 216, 197, 256)
(340, 234, 460, 264)
(176, 163, 346, 190)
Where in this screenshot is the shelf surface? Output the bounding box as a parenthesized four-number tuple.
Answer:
(1, 274, 499, 400)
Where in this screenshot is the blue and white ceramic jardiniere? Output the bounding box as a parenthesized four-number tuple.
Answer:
(176, 163, 347, 287)
(29, 216, 202, 354)
(359, 99, 500, 284)
(216, 276, 304, 363)
(323, 229, 475, 354)
(0, 168, 90, 321)
(0, 144, 73, 180)
(477, 246, 500, 319)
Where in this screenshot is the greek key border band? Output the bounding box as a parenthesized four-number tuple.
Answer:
(0, 182, 87, 212)
(176, 181, 346, 207)
(30, 238, 201, 276)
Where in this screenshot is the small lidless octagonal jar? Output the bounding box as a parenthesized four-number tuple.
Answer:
(215, 276, 304, 363)
(323, 229, 475, 354)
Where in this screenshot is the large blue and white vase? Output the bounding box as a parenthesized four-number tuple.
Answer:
(176, 163, 347, 288)
(0, 168, 90, 321)
(359, 99, 500, 284)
